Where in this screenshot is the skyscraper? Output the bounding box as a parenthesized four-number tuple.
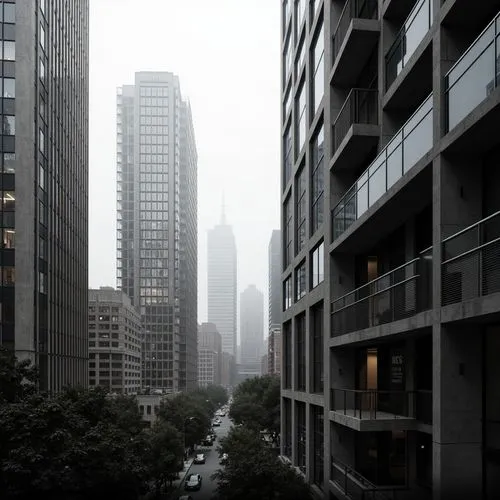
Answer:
(197, 322, 222, 387)
(0, 1, 89, 392)
(239, 284, 263, 381)
(207, 204, 237, 385)
(268, 230, 282, 331)
(116, 71, 197, 393)
(281, 0, 500, 498)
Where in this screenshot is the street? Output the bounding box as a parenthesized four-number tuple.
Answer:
(181, 415, 231, 500)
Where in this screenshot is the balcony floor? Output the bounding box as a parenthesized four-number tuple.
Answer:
(329, 408, 417, 431)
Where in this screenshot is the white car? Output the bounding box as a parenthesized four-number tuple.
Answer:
(184, 473, 202, 491)
(220, 453, 228, 465)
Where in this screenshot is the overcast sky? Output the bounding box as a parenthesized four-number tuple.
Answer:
(89, 0, 281, 337)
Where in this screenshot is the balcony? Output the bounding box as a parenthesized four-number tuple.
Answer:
(445, 10, 500, 133)
(330, 456, 405, 499)
(331, 0, 379, 87)
(330, 388, 432, 431)
(331, 88, 379, 171)
(331, 248, 432, 337)
(442, 210, 500, 306)
(385, 0, 433, 91)
(332, 94, 432, 241)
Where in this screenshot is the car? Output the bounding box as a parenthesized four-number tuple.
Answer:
(194, 453, 206, 464)
(213, 420, 220, 427)
(202, 436, 213, 446)
(220, 453, 228, 465)
(184, 473, 202, 491)
(178, 496, 193, 500)
(219, 412, 226, 417)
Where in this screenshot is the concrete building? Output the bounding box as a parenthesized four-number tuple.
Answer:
(198, 322, 222, 387)
(0, 1, 89, 392)
(268, 327, 281, 375)
(261, 353, 268, 375)
(88, 288, 141, 394)
(269, 230, 282, 331)
(280, 1, 500, 499)
(207, 204, 237, 386)
(116, 71, 198, 393)
(239, 284, 264, 381)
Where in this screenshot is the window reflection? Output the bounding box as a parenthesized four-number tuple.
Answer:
(3, 41, 15, 61)
(3, 153, 15, 173)
(3, 229, 14, 248)
(2, 192, 15, 211)
(2, 267, 15, 286)
(3, 78, 14, 98)
(3, 115, 14, 135)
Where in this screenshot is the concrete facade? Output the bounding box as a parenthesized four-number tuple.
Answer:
(197, 322, 222, 387)
(116, 72, 198, 393)
(1, 1, 89, 392)
(280, 1, 500, 499)
(88, 287, 142, 394)
(268, 327, 281, 375)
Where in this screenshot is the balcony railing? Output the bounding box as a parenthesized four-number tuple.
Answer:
(442, 210, 500, 306)
(330, 388, 433, 424)
(333, 0, 378, 62)
(331, 247, 432, 337)
(445, 10, 500, 131)
(385, 0, 433, 89)
(333, 88, 379, 152)
(332, 93, 432, 241)
(331, 457, 404, 500)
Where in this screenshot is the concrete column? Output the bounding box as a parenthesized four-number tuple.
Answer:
(432, 323, 482, 499)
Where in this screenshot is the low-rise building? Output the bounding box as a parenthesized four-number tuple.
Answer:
(198, 322, 222, 387)
(88, 287, 142, 394)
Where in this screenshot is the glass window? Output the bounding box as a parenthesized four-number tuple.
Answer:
(3, 192, 15, 211)
(311, 242, 324, 288)
(284, 275, 293, 310)
(296, 0, 306, 37)
(3, 42, 15, 61)
(296, 167, 306, 253)
(311, 125, 324, 233)
(39, 272, 46, 294)
(3, 3, 15, 24)
(312, 26, 324, 113)
(296, 81, 306, 154)
(3, 229, 14, 249)
(3, 78, 15, 98)
(284, 34, 292, 85)
(40, 58, 45, 80)
(3, 116, 14, 135)
(3, 153, 15, 173)
(296, 261, 306, 301)
(39, 129, 45, 154)
(284, 196, 293, 268)
(2, 267, 15, 285)
(295, 315, 306, 391)
(283, 125, 292, 185)
(40, 23, 45, 51)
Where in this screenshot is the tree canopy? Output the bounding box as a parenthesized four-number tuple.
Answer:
(229, 375, 280, 437)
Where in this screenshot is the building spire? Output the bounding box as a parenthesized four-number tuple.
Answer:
(221, 191, 226, 225)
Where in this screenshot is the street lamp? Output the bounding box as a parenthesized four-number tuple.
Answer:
(183, 416, 195, 461)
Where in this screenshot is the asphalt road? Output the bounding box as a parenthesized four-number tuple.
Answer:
(180, 415, 231, 500)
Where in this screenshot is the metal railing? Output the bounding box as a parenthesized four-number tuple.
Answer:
(331, 457, 404, 500)
(330, 389, 415, 420)
(331, 247, 432, 337)
(333, 0, 378, 62)
(332, 94, 432, 241)
(442, 210, 500, 305)
(445, 10, 500, 131)
(385, 0, 433, 89)
(333, 88, 378, 152)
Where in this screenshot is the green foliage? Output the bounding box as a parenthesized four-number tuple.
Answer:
(229, 375, 280, 437)
(212, 426, 313, 500)
(0, 346, 38, 403)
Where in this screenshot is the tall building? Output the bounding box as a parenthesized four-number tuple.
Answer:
(239, 284, 264, 381)
(197, 322, 222, 387)
(281, 1, 500, 499)
(207, 204, 237, 384)
(116, 71, 198, 393)
(268, 230, 282, 330)
(0, 1, 89, 392)
(268, 327, 281, 375)
(88, 288, 142, 394)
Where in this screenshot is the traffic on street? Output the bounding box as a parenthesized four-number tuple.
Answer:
(178, 411, 231, 500)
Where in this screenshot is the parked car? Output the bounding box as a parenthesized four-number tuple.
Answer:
(184, 473, 202, 491)
(194, 453, 206, 464)
(202, 436, 213, 446)
(220, 453, 229, 465)
(213, 420, 221, 427)
(178, 496, 193, 500)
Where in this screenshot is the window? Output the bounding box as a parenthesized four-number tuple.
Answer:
(311, 125, 324, 233)
(3, 192, 15, 211)
(284, 275, 292, 310)
(3, 78, 14, 98)
(296, 81, 306, 154)
(283, 398, 292, 457)
(296, 261, 306, 301)
(2, 267, 15, 285)
(284, 34, 292, 85)
(296, 314, 306, 391)
(296, 401, 306, 472)
(40, 23, 46, 51)
(2, 4, 15, 24)
(284, 84, 292, 120)
(296, 36, 305, 77)
(283, 322, 292, 389)
(295, 0, 306, 37)
(3, 42, 15, 61)
(283, 125, 292, 185)
(312, 405, 324, 485)
(311, 242, 324, 288)
(311, 304, 324, 393)
(3, 153, 15, 173)
(3, 116, 14, 135)
(296, 168, 306, 253)
(3, 229, 14, 248)
(39, 272, 46, 294)
(284, 196, 293, 268)
(312, 26, 324, 113)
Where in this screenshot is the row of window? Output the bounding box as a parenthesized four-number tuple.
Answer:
(139, 115, 169, 125)
(140, 97, 169, 107)
(284, 242, 324, 310)
(139, 134, 168, 145)
(140, 86, 169, 97)
(139, 106, 169, 117)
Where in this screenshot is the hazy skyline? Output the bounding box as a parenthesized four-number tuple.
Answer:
(89, 0, 280, 332)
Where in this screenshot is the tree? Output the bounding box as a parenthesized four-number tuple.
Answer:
(229, 375, 280, 439)
(0, 346, 37, 403)
(145, 420, 184, 495)
(211, 426, 312, 500)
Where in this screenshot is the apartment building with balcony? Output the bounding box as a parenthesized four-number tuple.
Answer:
(280, 1, 500, 499)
